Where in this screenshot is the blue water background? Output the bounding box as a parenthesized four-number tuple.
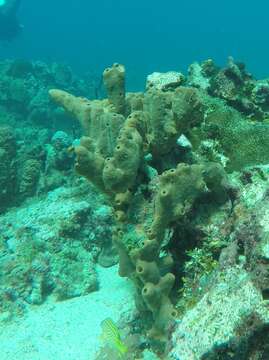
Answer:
(1, 0, 268, 90)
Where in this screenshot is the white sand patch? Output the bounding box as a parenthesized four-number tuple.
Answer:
(0, 265, 135, 360)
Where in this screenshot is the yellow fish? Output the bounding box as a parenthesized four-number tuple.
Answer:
(100, 318, 128, 358)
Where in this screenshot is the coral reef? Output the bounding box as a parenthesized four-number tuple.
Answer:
(0, 59, 119, 324)
(1, 56, 269, 358)
(49, 63, 232, 344)
(0, 124, 75, 212)
(0, 58, 103, 212)
(188, 56, 269, 120)
(169, 165, 269, 359)
(146, 71, 185, 91)
(0, 181, 114, 317)
(50, 59, 269, 358)
(170, 267, 269, 359)
(0, 126, 17, 212)
(0, 59, 93, 128)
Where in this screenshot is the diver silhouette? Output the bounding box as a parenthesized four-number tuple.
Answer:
(0, 0, 22, 41)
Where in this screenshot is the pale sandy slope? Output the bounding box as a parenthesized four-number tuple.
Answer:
(0, 265, 135, 360)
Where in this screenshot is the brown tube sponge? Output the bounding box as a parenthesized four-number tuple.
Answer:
(103, 63, 126, 114)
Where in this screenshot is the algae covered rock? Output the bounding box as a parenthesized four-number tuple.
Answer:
(0, 126, 17, 213)
(188, 60, 216, 90)
(202, 100, 269, 170)
(169, 165, 269, 359)
(0, 182, 115, 314)
(18, 159, 41, 199)
(169, 267, 269, 360)
(0, 58, 105, 210)
(146, 71, 185, 91)
(0, 58, 93, 129)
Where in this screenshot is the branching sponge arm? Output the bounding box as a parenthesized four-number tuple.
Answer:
(49, 89, 92, 134)
(103, 63, 126, 115)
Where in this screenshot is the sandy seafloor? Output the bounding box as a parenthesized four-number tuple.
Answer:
(0, 265, 135, 360)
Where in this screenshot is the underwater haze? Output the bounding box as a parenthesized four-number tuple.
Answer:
(1, 0, 269, 89)
(2, 1, 269, 359)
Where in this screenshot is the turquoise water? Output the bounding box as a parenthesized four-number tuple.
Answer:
(1, 0, 269, 89)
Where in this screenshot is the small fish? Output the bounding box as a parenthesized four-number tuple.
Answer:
(100, 317, 128, 357)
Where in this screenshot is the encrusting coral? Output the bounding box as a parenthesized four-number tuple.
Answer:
(49, 63, 233, 342)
